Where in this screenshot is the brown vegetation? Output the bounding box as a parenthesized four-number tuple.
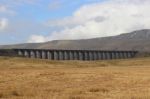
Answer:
(0, 57, 150, 99)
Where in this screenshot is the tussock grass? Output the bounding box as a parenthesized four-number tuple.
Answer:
(0, 57, 150, 99)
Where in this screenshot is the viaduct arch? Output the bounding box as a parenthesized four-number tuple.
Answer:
(14, 49, 138, 61)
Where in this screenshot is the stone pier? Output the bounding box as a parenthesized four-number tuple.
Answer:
(13, 49, 138, 61)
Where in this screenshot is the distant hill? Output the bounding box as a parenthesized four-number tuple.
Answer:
(1, 29, 150, 52)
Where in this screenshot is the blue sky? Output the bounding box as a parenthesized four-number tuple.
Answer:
(0, 0, 103, 44)
(0, 0, 150, 44)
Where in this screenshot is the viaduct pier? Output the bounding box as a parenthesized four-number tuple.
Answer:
(13, 49, 138, 61)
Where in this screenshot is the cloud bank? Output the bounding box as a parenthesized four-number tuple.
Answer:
(29, 0, 150, 42)
(28, 0, 150, 42)
(1, 0, 150, 43)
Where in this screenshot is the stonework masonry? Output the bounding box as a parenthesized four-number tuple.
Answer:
(10, 49, 138, 61)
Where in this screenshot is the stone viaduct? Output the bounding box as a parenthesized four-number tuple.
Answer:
(12, 49, 138, 61)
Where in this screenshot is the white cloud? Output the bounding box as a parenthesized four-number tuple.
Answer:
(30, 0, 150, 42)
(0, 5, 15, 15)
(0, 5, 7, 13)
(28, 35, 46, 43)
(0, 18, 8, 30)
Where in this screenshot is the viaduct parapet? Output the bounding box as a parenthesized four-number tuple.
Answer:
(11, 49, 138, 61)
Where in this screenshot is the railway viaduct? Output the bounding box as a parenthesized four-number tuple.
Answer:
(10, 49, 138, 61)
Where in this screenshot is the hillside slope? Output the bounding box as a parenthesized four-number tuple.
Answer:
(1, 29, 150, 52)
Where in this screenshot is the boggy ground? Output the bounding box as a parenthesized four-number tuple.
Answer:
(0, 57, 150, 99)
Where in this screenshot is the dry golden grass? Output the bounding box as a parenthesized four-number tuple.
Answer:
(0, 57, 150, 99)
